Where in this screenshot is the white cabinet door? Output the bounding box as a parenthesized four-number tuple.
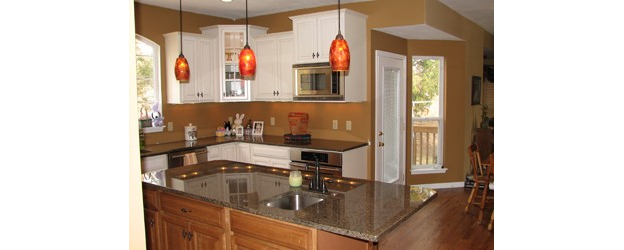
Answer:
(163, 32, 217, 104)
(291, 12, 339, 64)
(221, 143, 238, 161)
(250, 144, 291, 169)
(237, 143, 251, 163)
(252, 36, 278, 100)
(206, 145, 222, 161)
(252, 32, 294, 101)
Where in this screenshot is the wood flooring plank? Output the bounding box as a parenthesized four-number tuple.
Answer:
(378, 188, 494, 250)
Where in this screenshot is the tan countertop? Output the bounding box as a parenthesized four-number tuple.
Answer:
(140, 135, 368, 157)
(142, 160, 436, 242)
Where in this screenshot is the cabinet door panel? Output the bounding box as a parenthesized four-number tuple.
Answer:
(191, 222, 226, 250)
(160, 213, 190, 250)
(144, 208, 160, 250)
(232, 234, 283, 250)
(181, 37, 199, 103)
(253, 38, 278, 100)
(293, 20, 316, 63)
(316, 15, 338, 61)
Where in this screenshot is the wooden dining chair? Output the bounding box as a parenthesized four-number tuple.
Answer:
(487, 153, 494, 230)
(465, 144, 493, 224)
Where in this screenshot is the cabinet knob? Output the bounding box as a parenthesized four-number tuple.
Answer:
(148, 218, 155, 228)
(187, 232, 193, 241)
(316, 52, 319, 58)
(276, 91, 279, 96)
(200, 92, 204, 97)
(273, 91, 276, 96)
(180, 208, 192, 213)
(378, 131, 384, 136)
(182, 230, 187, 238)
(312, 52, 315, 58)
(378, 142, 385, 147)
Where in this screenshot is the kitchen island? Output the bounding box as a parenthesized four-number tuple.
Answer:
(142, 160, 436, 249)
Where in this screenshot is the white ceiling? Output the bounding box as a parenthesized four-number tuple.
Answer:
(135, 0, 493, 36)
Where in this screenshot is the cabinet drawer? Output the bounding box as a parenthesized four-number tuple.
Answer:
(160, 192, 225, 228)
(251, 145, 290, 160)
(230, 210, 315, 250)
(142, 187, 159, 210)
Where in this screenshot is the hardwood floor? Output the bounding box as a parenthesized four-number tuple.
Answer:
(378, 187, 494, 250)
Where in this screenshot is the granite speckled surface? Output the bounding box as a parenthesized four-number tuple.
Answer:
(140, 135, 368, 158)
(142, 160, 437, 242)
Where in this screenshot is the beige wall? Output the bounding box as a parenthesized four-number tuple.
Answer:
(134, 0, 493, 184)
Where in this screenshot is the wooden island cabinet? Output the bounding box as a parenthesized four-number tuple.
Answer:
(141, 161, 436, 250)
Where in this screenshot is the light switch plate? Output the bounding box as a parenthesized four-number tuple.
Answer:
(270, 117, 275, 126)
(168, 122, 174, 132)
(332, 120, 338, 130)
(346, 121, 352, 131)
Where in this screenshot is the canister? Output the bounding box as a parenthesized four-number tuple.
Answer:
(184, 123, 197, 141)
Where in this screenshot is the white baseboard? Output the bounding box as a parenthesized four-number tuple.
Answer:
(412, 182, 465, 189)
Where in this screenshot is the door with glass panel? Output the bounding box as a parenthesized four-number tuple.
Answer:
(375, 51, 406, 184)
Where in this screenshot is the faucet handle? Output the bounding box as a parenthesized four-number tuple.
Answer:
(320, 179, 328, 193)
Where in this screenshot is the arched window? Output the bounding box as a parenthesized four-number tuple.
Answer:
(135, 35, 162, 123)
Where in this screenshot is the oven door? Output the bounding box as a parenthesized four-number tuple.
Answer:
(168, 148, 209, 168)
(289, 161, 342, 177)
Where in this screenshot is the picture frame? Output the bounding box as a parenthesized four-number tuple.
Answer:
(235, 127, 244, 137)
(471, 76, 482, 106)
(252, 121, 264, 136)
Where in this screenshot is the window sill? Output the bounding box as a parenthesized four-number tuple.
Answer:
(143, 126, 165, 133)
(411, 167, 448, 175)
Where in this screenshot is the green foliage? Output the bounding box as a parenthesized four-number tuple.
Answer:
(412, 59, 440, 117)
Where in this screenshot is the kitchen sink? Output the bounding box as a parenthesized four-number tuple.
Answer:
(265, 194, 324, 211)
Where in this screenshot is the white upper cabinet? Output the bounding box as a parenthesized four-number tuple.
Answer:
(252, 32, 294, 101)
(291, 9, 368, 102)
(200, 25, 268, 102)
(163, 32, 218, 104)
(290, 9, 366, 64)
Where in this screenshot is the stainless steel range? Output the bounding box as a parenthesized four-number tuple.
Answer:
(289, 148, 342, 177)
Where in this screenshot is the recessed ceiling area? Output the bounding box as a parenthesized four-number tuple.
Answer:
(134, 0, 372, 20)
(373, 24, 462, 41)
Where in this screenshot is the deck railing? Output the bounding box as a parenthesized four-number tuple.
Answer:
(412, 123, 438, 165)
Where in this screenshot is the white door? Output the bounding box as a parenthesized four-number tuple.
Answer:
(375, 51, 406, 184)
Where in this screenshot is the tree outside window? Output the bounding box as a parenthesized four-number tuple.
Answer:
(412, 57, 444, 169)
(135, 35, 162, 118)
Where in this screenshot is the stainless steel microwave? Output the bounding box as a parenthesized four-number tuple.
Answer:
(293, 63, 345, 101)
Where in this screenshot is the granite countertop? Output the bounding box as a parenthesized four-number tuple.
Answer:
(142, 160, 437, 242)
(140, 135, 369, 157)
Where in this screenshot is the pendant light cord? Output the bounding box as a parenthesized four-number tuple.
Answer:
(179, 0, 183, 53)
(245, 0, 249, 46)
(338, 0, 341, 35)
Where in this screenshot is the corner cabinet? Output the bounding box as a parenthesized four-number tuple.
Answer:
(251, 32, 294, 101)
(163, 32, 218, 104)
(290, 9, 368, 102)
(200, 25, 268, 102)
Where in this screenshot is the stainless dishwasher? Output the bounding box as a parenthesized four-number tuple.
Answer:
(168, 147, 209, 168)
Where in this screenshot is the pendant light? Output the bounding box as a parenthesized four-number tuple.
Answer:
(329, 0, 350, 71)
(174, 0, 190, 82)
(239, 0, 256, 77)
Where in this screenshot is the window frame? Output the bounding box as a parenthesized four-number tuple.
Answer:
(135, 34, 163, 132)
(411, 56, 446, 175)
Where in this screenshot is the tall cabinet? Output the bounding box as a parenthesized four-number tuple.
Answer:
(163, 32, 218, 104)
(252, 32, 294, 101)
(290, 9, 368, 102)
(200, 25, 268, 102)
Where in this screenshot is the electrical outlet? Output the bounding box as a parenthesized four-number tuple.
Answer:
(332, 120, 338, 130)
(346, 121, 352, 131)
(270, 117, 275, 126)
(168, 122, 174, 132)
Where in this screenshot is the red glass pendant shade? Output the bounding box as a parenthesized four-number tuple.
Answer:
(174, 53, 190, 81)
(239, 45, 256, 77)
(329, 33, 350, 71)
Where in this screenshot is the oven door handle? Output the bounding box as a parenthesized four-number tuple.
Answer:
(289, 162, 341, 172)
(170, 149, 209, 159)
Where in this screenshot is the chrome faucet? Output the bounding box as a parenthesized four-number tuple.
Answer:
(307, 154, 328, 193)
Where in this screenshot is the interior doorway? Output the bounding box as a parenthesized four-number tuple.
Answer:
(374, 50, 406, 184)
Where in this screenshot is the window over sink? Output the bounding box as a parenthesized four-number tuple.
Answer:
(135, 34, 163, 131)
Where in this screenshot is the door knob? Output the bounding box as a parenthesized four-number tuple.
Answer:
(378, 131, 384, 136)
(378, 142, 385, 147)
